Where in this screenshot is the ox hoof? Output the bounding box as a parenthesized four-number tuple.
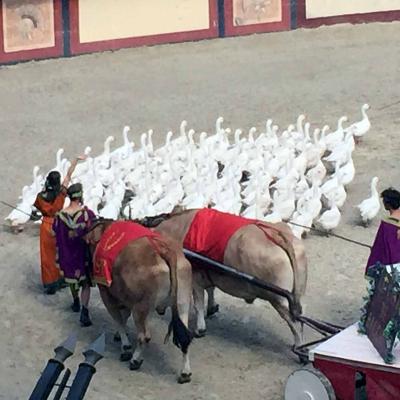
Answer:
(129, 359, 143, 370)
(178, 373, 192, 384)
(145, 336, 151, 343)
(206, 304, 219, 318)
(114, 332, 121, 342)
(120, 351, 133, 362)
(194, 329, 207, 338)
(245, 298, 255, 304)
(156, 307, 166, 316)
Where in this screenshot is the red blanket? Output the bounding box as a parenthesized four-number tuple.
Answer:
(93, 221, 160, 286)
(183, 208, 255, 263)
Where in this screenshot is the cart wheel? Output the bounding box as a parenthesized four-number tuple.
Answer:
(284, 367, 336, 400)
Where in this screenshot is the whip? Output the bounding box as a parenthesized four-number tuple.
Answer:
(0, 200, 33, 218)
(287, 220, 372, 249)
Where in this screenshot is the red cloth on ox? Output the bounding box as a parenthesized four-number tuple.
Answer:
(93, 221, 160, 286)
(183, 208, 255, 263)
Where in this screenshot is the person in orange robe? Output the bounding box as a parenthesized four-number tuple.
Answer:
(34, 156, 85, 294)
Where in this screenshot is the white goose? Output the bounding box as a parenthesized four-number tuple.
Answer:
(323, 131, 354, 167)
(337, 158, 355, 187)
(295, 174, 310, 201)
(242, 184, 271, 219)
(280, 126, 296, 150)
(356, 176, 380, 225)
(182, 190, 209, 210)
(154, 181, 185, 214)
(155, 131, 174, 159)
(111, 126, 134, 161)
(5, 188, 33, 227)
(271, 188, 295, 221)
(297, 181, 322, 220)
(7, 168, 43, 227)
(30, 165, 44, 194)
(170, 120, 188, 150)
(203, 117, 226, 148)
(317, 125, 329, 156)
(303, 128, 322, 169)
(215, 116, 231, 147)
(72, 146, 92, 180)
(147, 129, 155, 156)
(53, 148, 65, 173)
(98, 177, 126, 220)
(291, 114, 306, 142)
(325, 116, 348, 152)
(289, 210, 313, 239)
(321, 163, 347, 209)
(293, 149, 308, 177)
(306, 159, 326, 186)
(295, 122, 311, 152)
(345, 104, 371, 142)
(95, 136, 114, 169)
(315, 202, 341, 232)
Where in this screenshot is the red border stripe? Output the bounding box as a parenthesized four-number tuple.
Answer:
(0, 0, 64, 64)
(69, 0, 219, 55)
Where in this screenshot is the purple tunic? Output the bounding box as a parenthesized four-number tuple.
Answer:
(366, 218, 400, 273)
(52, 207, 96, 283)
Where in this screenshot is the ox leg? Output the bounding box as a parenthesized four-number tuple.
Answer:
(129, 303, 150, 371)
(98, 286, 132, 361)
(193, 281, 207, 337)
(272, 301, 303, 349)
(176, 262, 192, 384)
(119, 307, 133, 356)
(206, 287, 219, 317)
(178, 351, 191, 384)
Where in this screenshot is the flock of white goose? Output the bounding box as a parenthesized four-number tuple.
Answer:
(5, 103, 381, 239)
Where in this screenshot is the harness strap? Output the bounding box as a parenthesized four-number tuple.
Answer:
(253, 222, 281, 247)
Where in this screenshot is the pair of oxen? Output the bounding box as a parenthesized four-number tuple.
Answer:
(84, 208, 307, 384)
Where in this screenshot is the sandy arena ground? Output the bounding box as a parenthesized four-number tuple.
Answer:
(0, 21, 400, 399)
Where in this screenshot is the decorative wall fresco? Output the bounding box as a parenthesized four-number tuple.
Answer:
(2, 0, 55, 53)
(233, 0, 282, 26)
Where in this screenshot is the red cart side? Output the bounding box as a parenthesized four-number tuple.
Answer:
(285, 324, 400, 400)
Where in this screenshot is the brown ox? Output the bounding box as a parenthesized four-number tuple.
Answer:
(84, 220, 193, 383)
(141, 208, 308, 350)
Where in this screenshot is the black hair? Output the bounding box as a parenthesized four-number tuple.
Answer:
(43, 171, 61, 202)
(381, 188, 400, 210)
(67, 182, 83, 201)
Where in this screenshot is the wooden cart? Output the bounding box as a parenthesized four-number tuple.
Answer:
(285, 323, 400, 400)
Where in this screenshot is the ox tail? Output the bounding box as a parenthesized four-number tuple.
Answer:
(154, 237, 192, 354)
(257, 224, 303, 319)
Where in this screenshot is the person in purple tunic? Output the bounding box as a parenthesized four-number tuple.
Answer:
(365, 188, 400, 274)
(53, 183, 96, 327)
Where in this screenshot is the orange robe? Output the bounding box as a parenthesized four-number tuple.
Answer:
(34, 190, 66, 288)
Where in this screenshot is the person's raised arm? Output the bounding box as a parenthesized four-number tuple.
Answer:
(62, 155, 86, 188)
